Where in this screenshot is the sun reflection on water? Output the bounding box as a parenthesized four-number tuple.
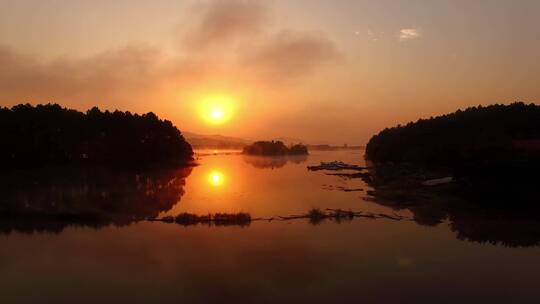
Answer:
(208, 170, 225, 187)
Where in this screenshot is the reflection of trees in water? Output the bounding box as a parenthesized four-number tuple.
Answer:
(363, 162, 540, 247)
(372, 194, 540, 248)
(242, 155, 308, 169)
(448, 212, 540, 248)
(0, 165, 192, 234)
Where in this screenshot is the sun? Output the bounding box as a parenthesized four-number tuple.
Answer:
(211, 110, 223, 119)
(199, 94, 235, 125)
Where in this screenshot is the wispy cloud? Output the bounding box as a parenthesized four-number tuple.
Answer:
(0, 0, 341, 107)
(399, 27, 422, 41)
(366, 29, 384, 42)
(183, 0, 267, 49)
(243, 30, 339, 81)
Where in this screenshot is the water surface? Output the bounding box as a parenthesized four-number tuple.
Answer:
(1, 150, 539, 303)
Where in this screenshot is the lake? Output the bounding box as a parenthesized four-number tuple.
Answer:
(1, 150, 539, 303)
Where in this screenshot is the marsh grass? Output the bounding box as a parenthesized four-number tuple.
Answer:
(152, 209, 408, 227)
(308, 208, 327, 224)
(307, 208, 360, 224)
(174, 213, 202, 225)
(331, 209, 355, 223)
(169, 212, 251, 226)
(213, 212, 251, 226)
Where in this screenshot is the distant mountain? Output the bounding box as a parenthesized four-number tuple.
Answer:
(183, 132, 252, 149)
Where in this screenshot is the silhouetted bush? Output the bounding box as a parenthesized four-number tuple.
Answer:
(0, 103, 193, 168)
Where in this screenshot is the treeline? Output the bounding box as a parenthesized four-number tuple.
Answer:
(365, 102, 540, 166)
(0, 104, 193, 168)
(243, 141, 308, 156)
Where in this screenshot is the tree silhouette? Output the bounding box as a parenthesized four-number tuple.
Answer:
(366, 102, 540, 166)
(0, 103, 193, 168)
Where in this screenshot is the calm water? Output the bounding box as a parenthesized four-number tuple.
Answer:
(1, 150, 540, 303)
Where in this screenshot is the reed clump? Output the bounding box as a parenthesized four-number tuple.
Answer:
(212, 212, 251, 226)
(306, 208, 356, 224)
(151, 209, 409, 227)
(169, 212, 251, 226)
(308, 208, 327, 224)
(331, 209, 355, 222)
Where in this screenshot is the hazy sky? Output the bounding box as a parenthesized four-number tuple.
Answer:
(1, 0, 539, 144)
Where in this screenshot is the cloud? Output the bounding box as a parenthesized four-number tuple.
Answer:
(178, 1, 340, 82)
(242, 31, 339, 81)
(183, 0, 267, 49)
(0, 44, 164, 108)
(0, 0, 341, 110)
(365, 29, 384, 42)
(399, 27, 422, 41)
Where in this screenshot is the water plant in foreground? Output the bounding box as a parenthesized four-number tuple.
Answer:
(308, 208, 327, 224)
(150, 209, 410, 227)
(150, 212, 252, 226)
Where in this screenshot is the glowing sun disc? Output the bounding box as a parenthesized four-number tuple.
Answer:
(199, 94, 235, 125)
(211, 110, 223, 119)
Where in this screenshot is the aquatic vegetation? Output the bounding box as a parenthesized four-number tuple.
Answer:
(155, 212, 252, 226)
(331, 209, 355, 221)
(161, 216, 175, 223)
(308, 208, 327, 224)
(174, 212, 204, 225)
(152, 209, 410, 227)
(276, 208, 408, 224)
(213, 212, 251, 226)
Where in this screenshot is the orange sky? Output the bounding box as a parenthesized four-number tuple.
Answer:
(1, 0, 539, 144)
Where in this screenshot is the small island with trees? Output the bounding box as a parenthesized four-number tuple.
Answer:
(242, 140, 308, 156)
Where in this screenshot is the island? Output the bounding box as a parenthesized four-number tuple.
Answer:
(242, 140, 308, 156)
